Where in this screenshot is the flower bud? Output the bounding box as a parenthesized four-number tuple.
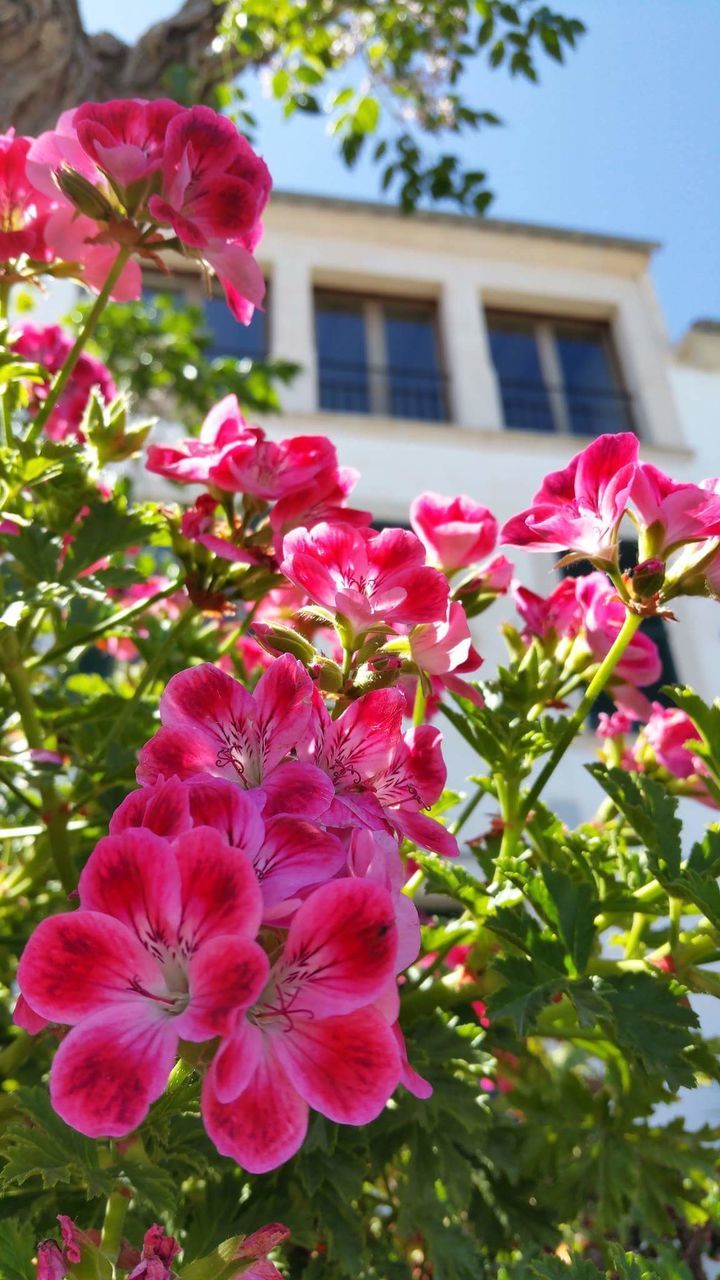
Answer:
(252, 621, 317, 664)
(624, 557, 666, 600)
(308, 656, 344, 693)
(55, 166, 115, 221)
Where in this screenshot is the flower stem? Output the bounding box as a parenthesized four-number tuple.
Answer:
(412, 680, 427, 727)
(520, 610, 643, 822)
(0, 630, 74, 893)
(450, 783, 484, 836)
(26, 582, 180, 670)
(100, 1188, 131, 1262)
(26, 246, 131, 444)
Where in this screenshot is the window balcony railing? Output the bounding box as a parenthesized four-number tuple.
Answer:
(318, 359, 449, 423)
(498, 379, 636, 438)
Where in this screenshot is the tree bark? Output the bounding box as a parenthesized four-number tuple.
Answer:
(0, 0, 231, 133)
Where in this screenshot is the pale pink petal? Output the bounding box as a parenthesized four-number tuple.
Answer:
(390, 807, 459, 858)
(254, 817, 346, 910)
(50, 1006, 177, 1138)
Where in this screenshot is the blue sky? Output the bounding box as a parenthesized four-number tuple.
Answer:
(80, 0, 720, 340)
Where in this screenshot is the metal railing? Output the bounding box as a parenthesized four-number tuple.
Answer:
(317, 358, 449, 423)
(498, 379, 636, 437)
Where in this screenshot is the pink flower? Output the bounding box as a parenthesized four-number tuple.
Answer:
(37, 1241, 67, 1280)
(146, 395, 255, 485)
(501, 432, 639, 563)
(73, 99, 185, 189)
(281, 523, 449, 638)
(18, 827, 268, 1137)
(270, 464, 372, 545)
(202, 879, 400, 1172)
(512, 578, 582, 642)
(0, 130, 54, 262)
(596, 709, 638, 740)
(11, 323, 116, 441)
(0, 516, 20, 536)
(410, 492, 498, 571)
(409, 602, 484, 707)
(147, 104, 270, 321)
(27, 108, 100, 198)
(303, 692, 458, 857)
(576, 572, 661, 687)
(111, 774, 346, 922)
(233, 1224, 290, 1280)
(207, 427, 339, 502)
(347, 828, 420, 971)
(43, 204, 142, 301)
(641, 704, 703, 779)
(127, 1224, 181, 1280)
(136, 655, 334, 820)
(631, 463, 720, 556)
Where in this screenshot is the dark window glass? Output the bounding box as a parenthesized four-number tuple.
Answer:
(553, 322, 633, 437)
(486, 315, 555, 433)
(204, 296, 267, 361)
(384, 302, 445, 421)
(315, 296, 369, 413)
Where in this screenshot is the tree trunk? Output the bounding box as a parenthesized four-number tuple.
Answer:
(0, 0, 231, 134)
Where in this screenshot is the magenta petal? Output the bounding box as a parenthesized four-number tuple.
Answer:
(276, 1008, 400, 1124)
(136, 725, 220, 785)
(180, 936, 269, 1041)
(13, 993, 48, 1035)
(390, 807, 459, 858)
(206, 1019, 263, 1104)
(78, 828, 182, 943)
(175, 827, 263, 944)
(252, 654, 315, 770)
(185, 776, 265, 857)
(260, 761, 334, 820)
(282, 880, 398, 1016)
(18, 911, 157, 1024)
(328, 690, 404, 781)
(109, 778, 192, 837)
(254, 817, 346, 910)
(202, 1050, 308, 1173)
(50, 1006, 177, 1138)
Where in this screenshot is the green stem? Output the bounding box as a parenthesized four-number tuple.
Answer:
(401, 978, 486, 1021)
(521, 611, 643, 821)
(0, 633, 74, 892)
(26, 583, 180, 670)
(412, 680, 427, 727)
(100, 1188, 131, 1262)
(27, 246, 131, 443)
(0, 281, 9, 323)
(0, 1031, 33, 1079)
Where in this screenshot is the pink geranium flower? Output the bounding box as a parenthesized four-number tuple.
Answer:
(641, 704, 704, 779)
(146, 395, 255, 486)
(631, 463, 720, 556)
(73, 99, 185, 189)
(208, 429, 339, 501)
(11, 323, 116, 441)
(111, 774, 346, 921)
(43, 204, 142, 300)
(136, 655, 334, 819)
(202, 879, 401, 1172)
(282, 523, 449, 638)
(18, 827, 268, 1137)
(512, 578, 582, 642)
(576, 572, 661, 687)
(410, 492, 498, 571)
(409, 601, 484, 705)
(501, 432, 639, 563)
(270, 464, 372, 546)
(0, 130, 54, 263)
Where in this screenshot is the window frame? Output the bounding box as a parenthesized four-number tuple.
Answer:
(485, 308, 636, 439)
(314, 287, 450, 422)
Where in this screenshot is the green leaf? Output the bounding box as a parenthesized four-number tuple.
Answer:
(0, 1087, 114, 1198)
(0, 1219, 36, 1280)
(586, 765, 682, 880)
(541, 868, 597, 974)
(600, 974, 699, 1090)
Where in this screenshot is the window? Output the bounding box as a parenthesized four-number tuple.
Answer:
(561, 542, 679, 723)
(486, 311, 635, 438)
(314, 291, 448, 422)
(142, 274, 269, 362)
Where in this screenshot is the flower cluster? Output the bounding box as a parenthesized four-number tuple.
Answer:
(0, 99, 270, 321)
(501, 432, 720, 601)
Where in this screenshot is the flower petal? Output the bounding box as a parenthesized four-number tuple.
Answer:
(50, 1006, 177, 1138)
(175, 827, 263, 945)
(275, 1008, 400, 1124)
(18, 912, 157, 1024)
(281, 879, 397, 1016)
(202, 1049, 308, 1173)
(179, 936, 269, 1041)
(254, 817, 346, 911)
(260, 761, 334, 820)
(78, 828, 182, 946)
(185, 777, 265, 858)
(252, 654, 315, 772)
(206, 1019, 263, 1104)
(109, 778, 192, 838)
